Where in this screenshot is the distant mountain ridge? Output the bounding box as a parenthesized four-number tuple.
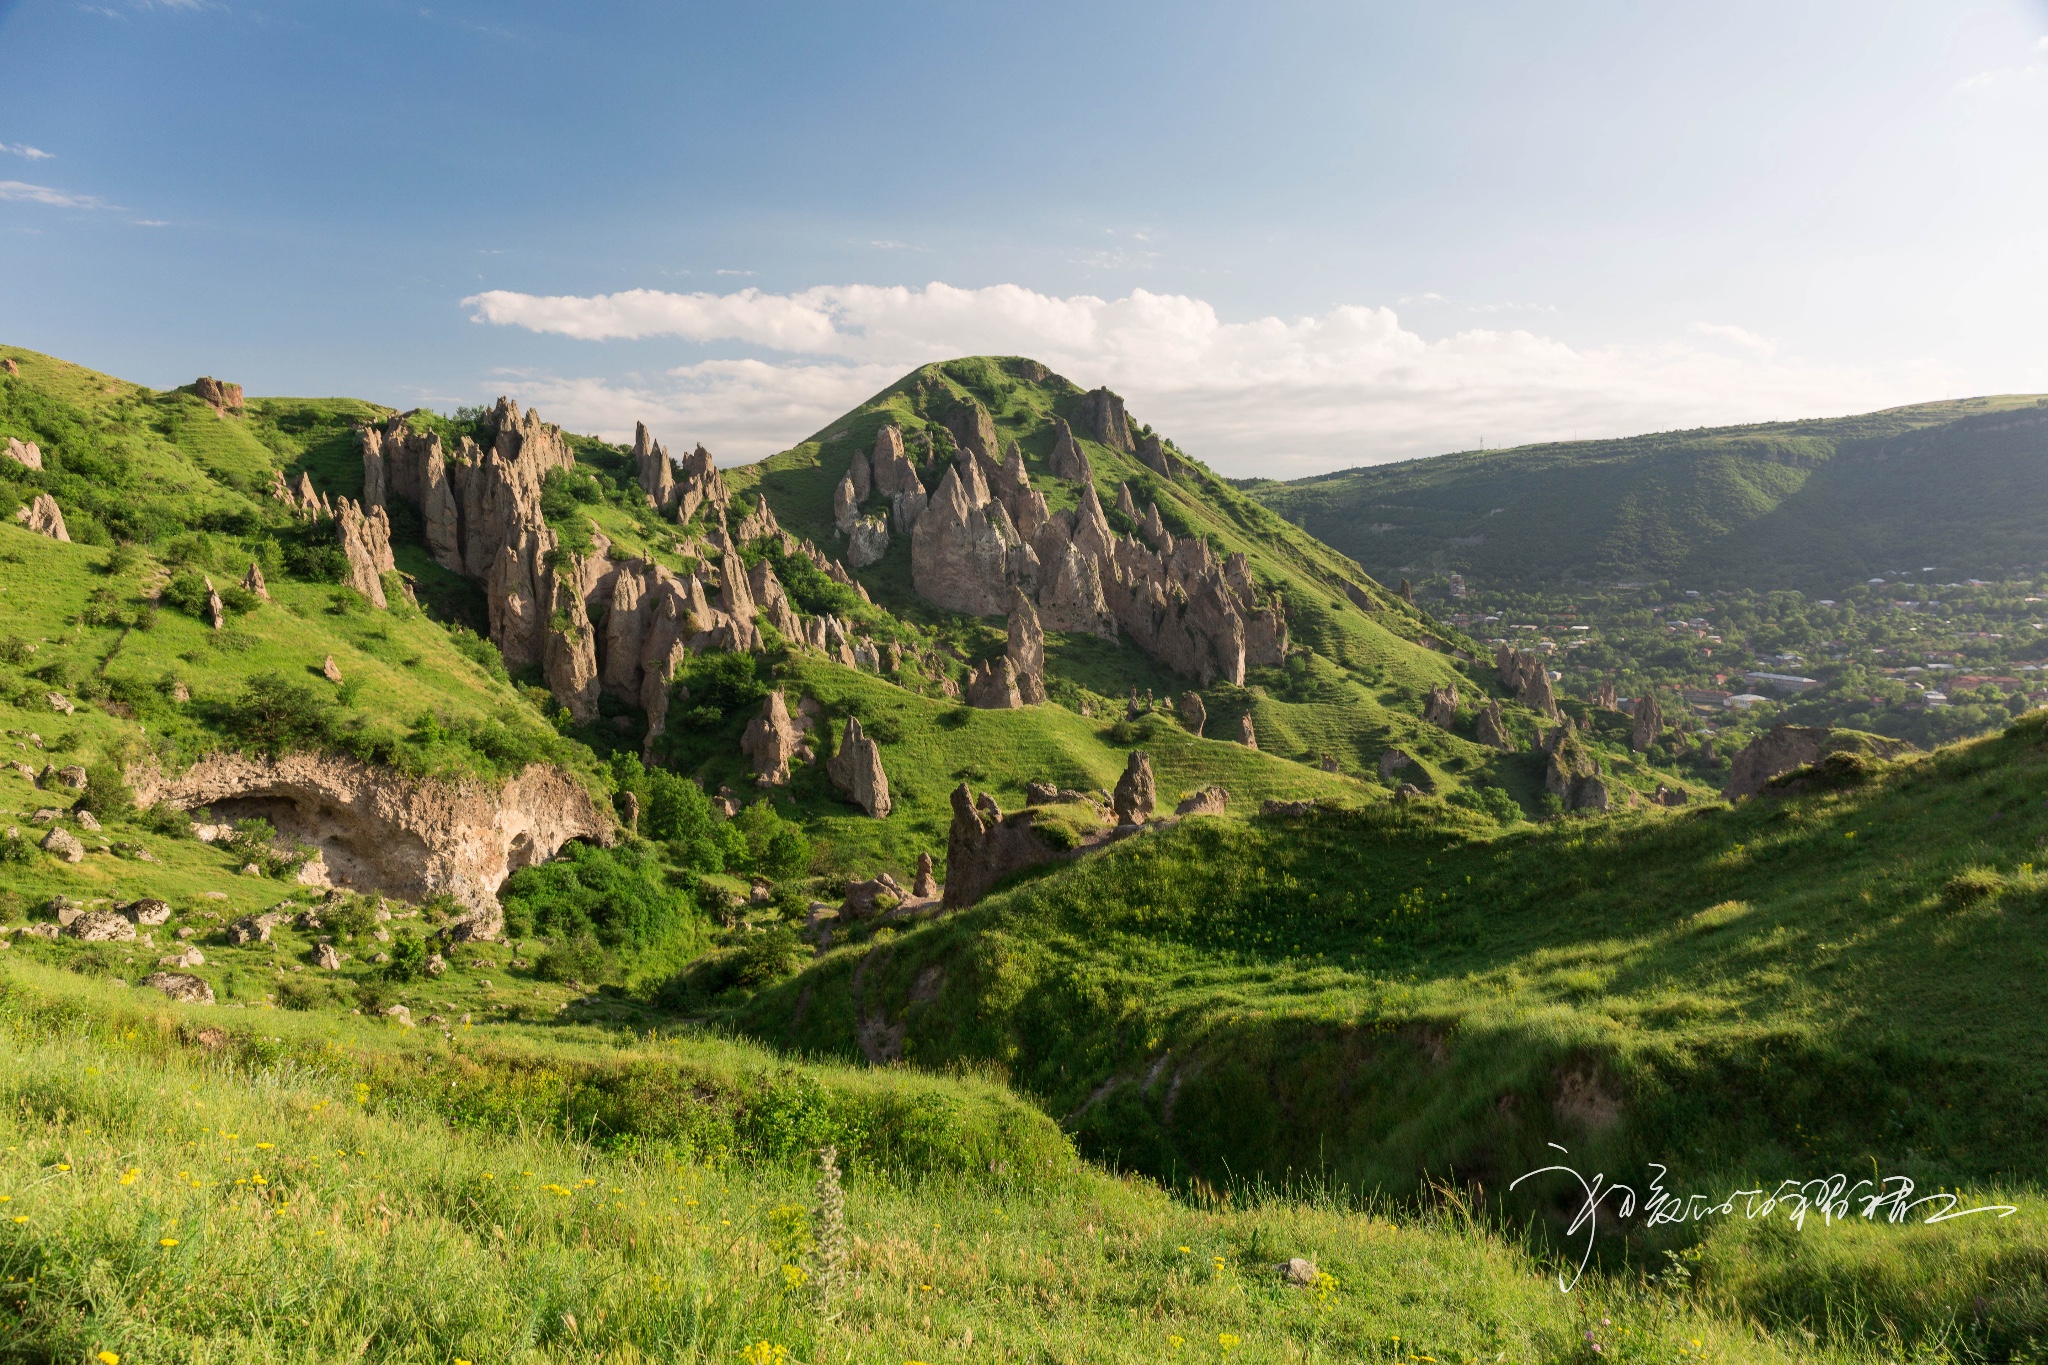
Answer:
(1246, 394, 2048, 592)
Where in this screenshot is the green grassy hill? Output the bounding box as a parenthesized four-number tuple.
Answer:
(741, 711, 2048, 1221)
(1249, 395, 2048, 593)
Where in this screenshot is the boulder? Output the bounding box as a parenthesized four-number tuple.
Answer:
(1175, 786, 1230, 817)
(1261, 798, 1318, 817)
(740, 691, 803, 784)
(227, 910, 290, 946)
(826, 716, 892, 818)
(1238, 714, 1258, 749)
(323, 655, 343, 683)
(1025, 781, 1059, 805)
(4, 436, 43, 471)
(1281, 1258, 1320, 1287)
(1630, 694, 1664, 753)
(67, 910, 136, 942)
(125, 899, 172, 926)
(1378, 749, 1413, 781)
(912, 851, 938, 899)
(315, 942, 342, 970)
(1653, 784, 1689, 807)
(54, 764, 87, 790)
(141, 972, 216, 1006)
(840, 872, 909, 919)
(14, 492, 69, 542)
(1005, 587, 1047, 705)
(1111, 750, 1156, 826)
(965, 657, 1023, 709)
(848, 513, 890, 569)
(1177, 691, 1207, 736)
(159, 947, 206, 969)
(40, 827, 84, 863)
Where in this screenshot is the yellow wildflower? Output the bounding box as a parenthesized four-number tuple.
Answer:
(98, 1353, 121, 1364)
(159, 1237, 178, 1247)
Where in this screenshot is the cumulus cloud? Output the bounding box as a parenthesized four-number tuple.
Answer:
(462, 281, 1937, 475)
(0, 180, 111, 209)
(0, 143, 53, 161)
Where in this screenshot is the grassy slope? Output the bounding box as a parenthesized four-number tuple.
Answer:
(1251, 395, 2048, 592)
(727, 357, 1713, 810)
(0, 346, 594, 794)
(743, 714, 2048, 1211)
(7, 962, 2044, 1365)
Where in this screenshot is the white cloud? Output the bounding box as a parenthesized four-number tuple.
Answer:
(0, 143, 52, 161)
(0, 180, 111, 209)
(461, 281, 1943, 474)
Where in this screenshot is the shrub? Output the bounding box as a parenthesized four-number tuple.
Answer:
(225, 673, 335, 754)
(324, 896, 383, 938)
(535, 932, 609, 983)
(75, 762, 133, 819)
(382, 931, 429, 982)
(138, 803, 190, 837)
(1447, 785, 1522, 824)
(497, 841, 695, 950)
(732, 802, 812, 880)
(0, 834, 35, 866)
(683, 650, 769, 717)
(283, 540, 349, 583)
(161, 571, 215, 619)
(735, 924, 809, 987)
(278, 977, 342, 1011)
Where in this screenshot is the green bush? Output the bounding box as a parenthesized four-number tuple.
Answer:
(75, 762, 133, 819)
(731, 801, 812, 880)
(535, 932, 610, 983)
(682, 650, 769, 717)
(382, 931, 429, 982)
(497, 840, 698, 950)
(138, 802, 191, 837)
(735, 924, 809, 987)
(223, 673, 336, 754)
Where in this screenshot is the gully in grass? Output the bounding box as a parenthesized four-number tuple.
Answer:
(1513, 1144, 2021, 1292)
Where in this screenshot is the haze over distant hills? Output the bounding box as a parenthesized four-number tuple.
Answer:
(1245, 394, 2048, 593)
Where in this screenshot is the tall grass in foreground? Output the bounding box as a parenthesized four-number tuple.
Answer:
(2, 982, 2044, 1362)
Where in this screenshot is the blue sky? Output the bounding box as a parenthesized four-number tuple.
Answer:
(3, 0, 2045, 475)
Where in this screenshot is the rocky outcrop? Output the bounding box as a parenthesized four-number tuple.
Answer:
(741, 691, 803, 784)
(827, 716, 891, 818)
(1072, 387, 1134, 452)
(543, 585, 601, 726)
(1037, 539, 1116, 637)
(1047, 416, 1094, 483)
(14, 492, 68, 542)
(1722, 725, 1915, 800)
(131, 752, 611, 925)
(848, 514, 890, 568)
(1006, 588, 1047, 704)
(193, 376, 244, 416)
(833, 472, 860, 535)
(966, 657, 1023, 709)
(1544, 732, 1608, 811)
(1178, 691, 1207, 736)
(1630, 694, 1663, 753)
(1496, 646, 1560, 719)
(911, 464, 1019, 617)
(1175, 785, 1229, 817)
(1111, 750, 1156, 825)
(840, 872, 909, 919)
(912, 851, 937, 899)
(1423, 683, 1459, 728)
(943, 784, 1084, 910)
(632, 421, 676, 509)
(335, 497, 395, 608)
(942, 396, 1001, 466)
(68, 910, 136, 942)
(242, 561, 269, 600)
(1239, 714, 1258, 749)
(1594, 682, 1618, 710)
(4, 437, 42, 471)
(1475, 698, 1513, 750)
(203, 576, 226, 630)
(1136, 432, 1177, 477)
(1378, 748, 1413, 781)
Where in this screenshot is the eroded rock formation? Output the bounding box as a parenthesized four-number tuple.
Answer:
(1423, 683, 1459, 728)
(1178, 691, 1207, 736)
(13, 492, 68, 542)
(943, 784, 1082, 910)
(335, 498, 395, 607)
(1112, 750, 1156, 825)
(1006, 588, 1047, 704)
(1496, 645, 1560, 719)
(741, 691, 803, 784)
(1630, 694, 1664, 753)
(1475, 698, 1513, 750)
(130, 753, 611, 930)
(4, 437, 42, 471)
(827, 716, 891, 818)
(193, 376, 244, 416)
